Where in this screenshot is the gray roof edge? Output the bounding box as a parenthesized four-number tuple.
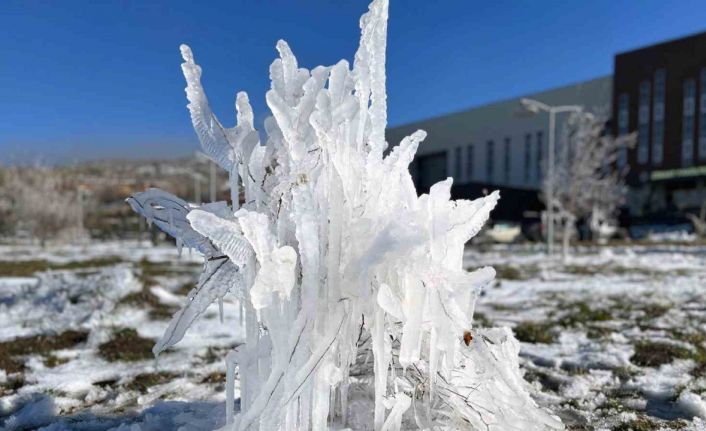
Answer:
(387, 75, 613, 131)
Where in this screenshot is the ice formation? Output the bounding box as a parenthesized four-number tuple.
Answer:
(127, 0, 563, 429)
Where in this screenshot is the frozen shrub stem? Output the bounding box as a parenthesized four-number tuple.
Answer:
(127, 0, 563, 429)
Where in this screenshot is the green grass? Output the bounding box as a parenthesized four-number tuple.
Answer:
(472, 311, 492, 328)
(557, 301, 613, 327)
(513, 321, 556, 344)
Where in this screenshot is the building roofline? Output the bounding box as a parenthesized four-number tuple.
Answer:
(387, 75, 612, 130)
(615, 29, 706, 57)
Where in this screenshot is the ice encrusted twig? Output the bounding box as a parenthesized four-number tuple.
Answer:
(127, 0, 564, 429)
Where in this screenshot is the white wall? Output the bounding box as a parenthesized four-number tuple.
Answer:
(387, 76, 613, 191)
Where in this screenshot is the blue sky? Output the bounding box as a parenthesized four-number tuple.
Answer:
(3, 0, 706, 163)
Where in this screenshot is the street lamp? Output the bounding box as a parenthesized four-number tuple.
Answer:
(195, 151, 218, 203)
(517, 98, 583, 255)
(192, 172, 204, 204)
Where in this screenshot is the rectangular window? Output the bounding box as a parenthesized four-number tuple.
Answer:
(524, 133, 532, 182)
(504, 137, 511, 184)
(683, 79, 696, 166)
(418, 153, 448, 193)
(536, 131, 543, 182)
(455, 146, 463, 180)
(699, 68, 706, 160)
(486, 140, 494, 182)
(617, 93, 629, 168)
(638, 80, 651, 164)
(652, 69, 665, 165)
(466, 144, 474, 181)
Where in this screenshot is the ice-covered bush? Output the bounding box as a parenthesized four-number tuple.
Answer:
(544, 112, 634, 257)
(128, 1, 563, 429)
(0, 165, 83, 244)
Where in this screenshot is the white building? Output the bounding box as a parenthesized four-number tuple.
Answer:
(386, 77, 612, 198)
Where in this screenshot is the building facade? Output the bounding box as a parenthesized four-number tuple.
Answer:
(613, 31, 706, 216)
(386, 77, 612, 220)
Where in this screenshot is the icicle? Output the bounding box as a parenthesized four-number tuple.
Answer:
(218, 297, 224, 323)
(230, 165, 240, 212)
(380, 393, 410, 431)
(225, 349, 239, 425)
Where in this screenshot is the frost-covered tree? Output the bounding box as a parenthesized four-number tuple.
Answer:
(543, 111, 634, 258)
(1, 165, 83, 244)
(127, 1, 563, 429)
(686, 201, 706, 238)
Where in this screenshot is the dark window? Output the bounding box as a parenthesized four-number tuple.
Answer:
(417, 152, 447, 193)
(638, 80, 651, 164)
(652, 69, 665, 165)
(524, 133, 532, 182)
(504, 137, 511, 184)
(699, 68, 706, 160)
(455, 146, 463, 180)
(486, 140, 494, 182)
(466, 144, 474, 181)
(536, 131, 544, 182)
(683, 78, 696, 166)
(617, 93, 629, 168)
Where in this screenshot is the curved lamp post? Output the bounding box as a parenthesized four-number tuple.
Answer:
(518, 98, 583, 255)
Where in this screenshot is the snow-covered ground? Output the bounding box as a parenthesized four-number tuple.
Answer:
(1, 240, 705, 430)
(467, 243, 706, 430)
(0, 241, 235, 430)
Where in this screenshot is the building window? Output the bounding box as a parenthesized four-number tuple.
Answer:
(638, 80, 651, 164)
(524, 133, 531, 182)
(486, 140, 494, 182)
(466, 144, 474, 181)
(699, 68, 706, 160)
(536, 131, 543, 182)
(455, 146, 463, 180)
(617, 93, 629, 168)
(418, 152, 447, 193)
(503, 137, 511, 184)
(683, 79, 696, 166)
(652, 69, 665, 165)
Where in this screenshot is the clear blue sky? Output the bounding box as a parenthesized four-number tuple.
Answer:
(3, 0, 706, 163)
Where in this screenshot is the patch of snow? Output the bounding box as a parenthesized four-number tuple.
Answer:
(678, 392, 706, 420)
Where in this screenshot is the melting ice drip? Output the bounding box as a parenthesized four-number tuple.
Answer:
(127, 0, 564, 429)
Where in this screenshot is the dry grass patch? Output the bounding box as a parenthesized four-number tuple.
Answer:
(98, 328, 154, 362)
(118, 286, 177, 320)
(630, 341, 693, 367)
(0, 330, 88, 373)
(0, 257, 124, 277)
(201, 371, 226, 385)
(513, 321, 556, 344)
(125, 372, 175, 393)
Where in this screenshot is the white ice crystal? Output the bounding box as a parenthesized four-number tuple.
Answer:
(127, 1, 564, 429)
